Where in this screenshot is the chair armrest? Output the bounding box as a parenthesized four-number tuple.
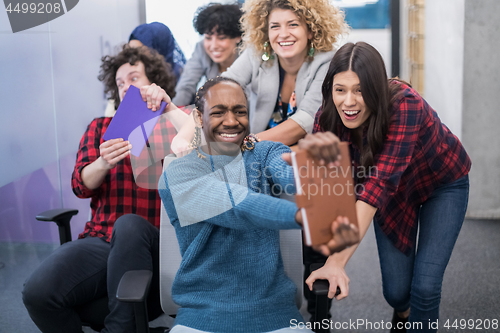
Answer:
(36, 208, 79, 222)
(116, 270, 152, 303)
(312, 279, 330, 296)
(312, 280, 341, 297)
(309, 263, 339, 332)
(117, 270, 152, 333)
(36, 208, 79, 244)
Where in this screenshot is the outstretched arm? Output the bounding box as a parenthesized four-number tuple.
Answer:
(160, 156, 301, 231)
(170, 114, 197, 156)
(139, 83, 189, 131)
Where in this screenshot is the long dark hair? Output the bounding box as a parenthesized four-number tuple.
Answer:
(319, 42, 403, 169)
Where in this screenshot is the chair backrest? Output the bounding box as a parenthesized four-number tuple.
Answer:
(158, 157, 304, 315)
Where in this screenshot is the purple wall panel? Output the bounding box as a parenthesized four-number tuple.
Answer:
(60, 154, 92, 241)
(0, 154, 90, 243)
(0, 1, 143, 244)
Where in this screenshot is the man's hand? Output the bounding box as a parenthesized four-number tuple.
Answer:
(298, 132, 341, 167)
(99, 138, 132, 170)
(81, 138, 132, 190)
(295, 209, 303, 225)
(314, 216, 359, 257)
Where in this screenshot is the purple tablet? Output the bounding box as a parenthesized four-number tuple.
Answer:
(103, 85, 166, 157)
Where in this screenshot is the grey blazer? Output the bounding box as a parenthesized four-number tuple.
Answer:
(173, 41, 219, 106)
(223, 47, 335, 133)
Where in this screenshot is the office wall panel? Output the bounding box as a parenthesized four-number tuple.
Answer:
(424, 0, 464, 138)
(462, 0, 500, 218)
(0, 0, 143, 242)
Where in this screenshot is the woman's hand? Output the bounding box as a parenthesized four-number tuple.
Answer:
(314, 216, 360, 256)
(140, 83, 172, 112)
(171, 135, 192, 157)
(306, 258, 350, 300)
(99, 138, 132, 169)
(298, 132, 341, 167)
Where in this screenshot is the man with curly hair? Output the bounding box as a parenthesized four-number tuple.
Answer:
(173, 2, 243, 106)
(22, 45, 183, 333)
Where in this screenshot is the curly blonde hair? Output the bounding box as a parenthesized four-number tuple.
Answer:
(240, 0, 348, 55)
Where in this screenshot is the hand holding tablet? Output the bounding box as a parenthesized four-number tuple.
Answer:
(103, 85, 166, 157)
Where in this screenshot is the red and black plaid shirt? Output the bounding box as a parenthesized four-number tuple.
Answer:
(72, 115, 177, 242)
(314, 84, 471, 254)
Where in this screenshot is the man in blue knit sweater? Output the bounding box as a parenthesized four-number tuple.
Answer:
(158, 77, 358, 333)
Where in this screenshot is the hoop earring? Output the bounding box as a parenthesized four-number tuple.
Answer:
(308, 41, 315, 58)
(262, 41, 274, 61)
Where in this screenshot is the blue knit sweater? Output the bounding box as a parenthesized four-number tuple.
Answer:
(158, 141, 304, 332)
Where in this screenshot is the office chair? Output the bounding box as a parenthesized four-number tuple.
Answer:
(35, 208, 168, 333)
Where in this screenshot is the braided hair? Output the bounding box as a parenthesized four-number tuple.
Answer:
(194, 76, 248, 114)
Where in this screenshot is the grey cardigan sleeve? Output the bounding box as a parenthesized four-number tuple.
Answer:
(173, 41, 208, 106)
(289, 50, 335, 133)
(221, 48, 255, 87)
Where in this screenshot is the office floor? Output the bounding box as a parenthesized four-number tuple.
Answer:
(1, 219, 499, 333)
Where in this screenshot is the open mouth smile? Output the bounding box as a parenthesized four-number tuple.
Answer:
(216, 131, 244, 142)
(343, 110, 361, 120)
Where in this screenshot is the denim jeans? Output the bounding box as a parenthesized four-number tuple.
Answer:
(374, 175, 469, 333)
(22, 214, 161, 333)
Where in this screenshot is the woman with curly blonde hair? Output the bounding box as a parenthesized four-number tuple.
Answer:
(222, 0, 348, 145)
(170, 0, 347, 152)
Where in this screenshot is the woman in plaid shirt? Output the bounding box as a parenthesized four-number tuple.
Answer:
(305, 42, 471, 333)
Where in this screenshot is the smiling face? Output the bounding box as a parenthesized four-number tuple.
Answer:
(115, 61, 151, 101)
(267, 8, 312, 63)
(203, 29, 241, 71)
(332, 70, 371, 130)
(199, 81, 249, 156)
